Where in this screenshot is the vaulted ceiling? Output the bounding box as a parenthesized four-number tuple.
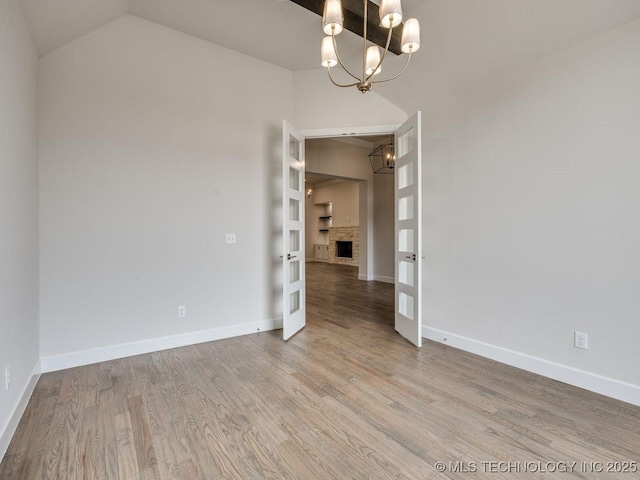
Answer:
(19, 0, 640, 112)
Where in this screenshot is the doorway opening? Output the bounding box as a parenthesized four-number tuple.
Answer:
(303, 133, 396, 282)
(303, 134, 396, 333)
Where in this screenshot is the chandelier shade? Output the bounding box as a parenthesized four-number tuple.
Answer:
(401, 18, 421, 53)
(379, 0, 403, 28)
(321, 36, 338, 67)
(365, 46, 382, 75)
(322, 0, 344, 35)
(319, 0, 420, 93)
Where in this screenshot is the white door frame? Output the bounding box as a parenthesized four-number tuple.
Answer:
(301, 124, 401, 139)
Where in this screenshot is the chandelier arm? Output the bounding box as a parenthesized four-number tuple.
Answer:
(362, 0, 367, 81)
(364, 23, 394, 84)
(331, 32, 361, 82)
(370, 50, 413, 85)
(327, 67, 360, 88)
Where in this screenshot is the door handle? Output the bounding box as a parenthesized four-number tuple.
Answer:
(287, 253, 297, 260)
(405, 254, 416, 261)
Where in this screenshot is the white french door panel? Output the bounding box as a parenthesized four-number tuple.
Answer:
(282, 121, 306, 340)
(394, 112, 422, 347)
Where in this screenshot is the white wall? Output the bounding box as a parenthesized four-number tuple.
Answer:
(0, 0, 40, 458)
(293, 69, 407, 131)
(373, 173, 394, 282)
(421, 19, 640, 403)
(38, 15, 293, 364)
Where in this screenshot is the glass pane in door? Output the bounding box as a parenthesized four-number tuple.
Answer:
(399, 260, 414, 287)
(289, 134, 300, 161)
(290, 260, 300, 283)
(289, 230, 300, 252)
(398, 163, 414, 189)
(399, 228, 414, 253)
(397, 127, 414, 157)
(398, 195, 414, 221)
(398, 292, 414, 320)
(289, 198, 300, 222)
(290, 290, 300, 314)
(289, 166, 301, 191)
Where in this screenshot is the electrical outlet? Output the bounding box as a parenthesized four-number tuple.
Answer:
(4, 366, 10, 391)
(225, 233, 236, 244)
(178, 305, 186, 318)
(574, 331, 588, 350)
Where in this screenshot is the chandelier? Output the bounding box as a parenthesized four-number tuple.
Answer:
(320, 0, 420, 93)
(369, 139, 395, 174)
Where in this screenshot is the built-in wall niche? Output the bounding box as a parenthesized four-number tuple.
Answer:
(316, 202, 332, 245)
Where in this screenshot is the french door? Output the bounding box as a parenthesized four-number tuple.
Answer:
(282, 121, 306, 340)
(394, 112, 422, 346)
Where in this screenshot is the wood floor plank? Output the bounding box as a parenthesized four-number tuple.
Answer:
(127, 395, 160, 479)
(2, 262, 640, 479)
(113, 412, 140, 480)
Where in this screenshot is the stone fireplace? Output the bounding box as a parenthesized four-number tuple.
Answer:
(329, 226, 359, 267)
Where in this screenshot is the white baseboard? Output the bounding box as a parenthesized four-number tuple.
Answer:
(358, 274, 374, 281)
(423, 326, 640, 407)
(373, 275, 395, 284)
(1, 360, 41, 462)
(41, 318, 282, 373)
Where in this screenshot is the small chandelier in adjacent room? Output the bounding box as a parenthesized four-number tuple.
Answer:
(369, 140, 395, 174)
(321, 0, 420, 93)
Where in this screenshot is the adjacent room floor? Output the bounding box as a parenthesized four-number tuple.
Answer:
(2, 262, 639, 478)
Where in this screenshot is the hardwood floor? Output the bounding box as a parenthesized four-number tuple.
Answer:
(2, 262, 639, 479)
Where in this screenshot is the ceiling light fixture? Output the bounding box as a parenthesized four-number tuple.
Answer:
(320, 0, 420, 93)
(369, 139, 395, 174)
